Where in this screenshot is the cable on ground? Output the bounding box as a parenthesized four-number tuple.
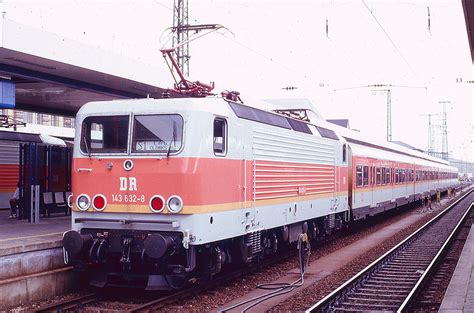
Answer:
(220, 233, 311, 312)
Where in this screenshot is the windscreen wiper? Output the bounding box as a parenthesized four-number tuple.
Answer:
(82, 130, 91, 158)
(166, 121, 176, 159)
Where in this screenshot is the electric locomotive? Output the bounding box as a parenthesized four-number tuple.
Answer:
(63, 96, 350, 289)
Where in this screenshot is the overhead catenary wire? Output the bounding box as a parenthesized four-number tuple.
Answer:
(360, 0, 418, 78)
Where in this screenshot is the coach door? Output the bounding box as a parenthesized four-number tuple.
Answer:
(370, 164, 375, 208)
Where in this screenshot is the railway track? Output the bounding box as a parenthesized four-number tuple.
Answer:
(33, 250, 295, 312)
(35, 293, 98, 312)
(308, 189, 474, 312)
(407, 209, 474, 311)
(33, 290, 181, 312)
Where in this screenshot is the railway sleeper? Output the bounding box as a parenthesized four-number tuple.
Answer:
(336, 302, 399, 310)
(349, 292, 406, 300)
(389, 260, 431, 265)
(357, 287, 408, 295)
(363, 279, 418, 285)
(370, 274, 419, 281)
(345, 296, 402, 305)
(381, 264, 426, 270)
(361, 282, 413, 290)
(377, 268, 422, 273)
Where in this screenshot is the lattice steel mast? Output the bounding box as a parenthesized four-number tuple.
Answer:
(172, 0, 190, 77)
(439, 101, 450, 160)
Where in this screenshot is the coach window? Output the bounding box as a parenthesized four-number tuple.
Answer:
(385, 168, 391, 184)
(376, 167, 381, 185)
(214, 118, 227, 156)
(356, 165, 363, 187)
(342, 144, 347, 163)
(363, 166, 369, 186)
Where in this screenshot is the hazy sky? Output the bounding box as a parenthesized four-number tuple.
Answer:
(3, 0, 473, 161)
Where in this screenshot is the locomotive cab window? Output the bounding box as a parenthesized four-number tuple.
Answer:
(132, 114, 183, 154)
(213, 118, 227, 156)
(81, 115, 129, 154)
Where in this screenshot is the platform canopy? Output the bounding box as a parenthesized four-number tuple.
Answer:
(0, 15, 177, 116)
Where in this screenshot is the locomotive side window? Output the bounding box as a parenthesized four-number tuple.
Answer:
(81, 115, 129, 154)
(356, 165, 363, 187)
(132, 114, 183, 153)
(342, 144, 346, 163)
(213, 118, 227, 156)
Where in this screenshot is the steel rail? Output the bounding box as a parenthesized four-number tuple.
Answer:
(125, 289, 190, 313)
(306, 189, 473, 312)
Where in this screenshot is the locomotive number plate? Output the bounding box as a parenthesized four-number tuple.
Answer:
(112, 194, 146, 203)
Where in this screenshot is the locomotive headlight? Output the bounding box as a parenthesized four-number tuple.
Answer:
(167, 195, 183, 213)
(76, 194, 91, 211)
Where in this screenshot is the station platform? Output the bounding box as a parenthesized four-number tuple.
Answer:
(439, 222, 474, 312)
(0, 209, 69, 245)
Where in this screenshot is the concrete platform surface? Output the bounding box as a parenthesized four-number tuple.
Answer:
(0, 210, 70, 256)
(439, 223, 474, 313)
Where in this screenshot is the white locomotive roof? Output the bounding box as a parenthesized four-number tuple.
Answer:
(262, 98, 324, 120)
(77, 97, 231, 117)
